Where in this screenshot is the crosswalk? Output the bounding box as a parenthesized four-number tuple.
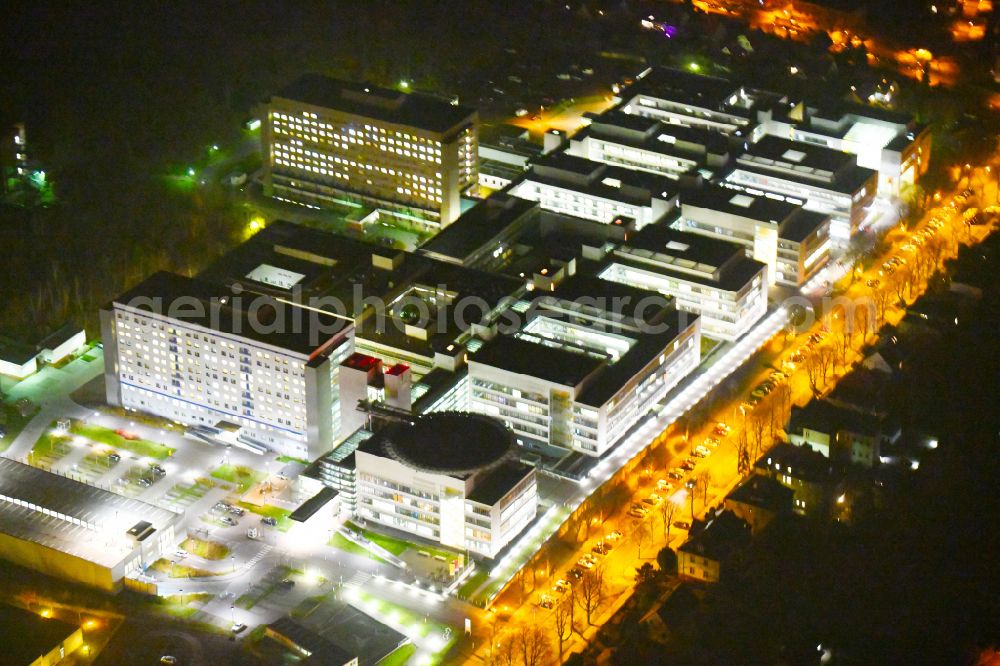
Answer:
(243, 544, 273, 571)
(345, 571, 371, 587)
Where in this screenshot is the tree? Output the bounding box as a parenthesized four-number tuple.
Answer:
(493, 632, 516, 666)
(659, 495, 677, 541)
(747, 413, 768, 463)
(806, 349, 827, 397)
(696, 470, 712, 507)
(656, 546, 678, 576)
(873, 286, 893, 328)
(635, 561, 659, 585)
(576, 565, 605, 625)
(735, 428, 751, 477)
(553, 593, 574, 661)
(635, 517, 651, 559)
(514, 623, 550, 666)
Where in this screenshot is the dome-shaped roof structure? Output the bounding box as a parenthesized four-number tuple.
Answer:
(381, 411, 515, 476)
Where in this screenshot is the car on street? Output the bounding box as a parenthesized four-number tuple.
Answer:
(703, 436, 720, 448)
(592, 542, 612, 555)
(680, 459, 696, 471)
(137, 477, 152, 488)
(667, 470, 685, 481)
(606, 530, 623, 541)
(261, 516, 277, 526)
(160, 658, 177, 665)
(577, 556, 595, 570)
(552, 579, 571, 594)
(231, 623, 247, 634)
(537, 595, 554, 609)
(694, 445, 712, 458)
(742, 395, 761, 409)
(568, 567, 585, 580)
(228, 506, 245, 517)
(713, 423, 730, 436)
(673, 520, 691, 531)
(642, 494, 662, 507)
(107, 453, 121, 463)
(221, 515, 238, 526)
(628, 506, 647, 519)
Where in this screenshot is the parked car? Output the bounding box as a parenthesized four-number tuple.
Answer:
(713, 423, 730, 436)
(261, 516, 277, 526)
(552, 579, 571, 594)
(673, 520, 691, 531)
(568, 567, 585, 580)
(107, 452, 121, 463)
(228, 506, 245, 517)
(577, 557, 595, 570)
(703, 437, 721, 448)
(137, 477, 152, 488)
(680, 459, 696, 471)
(628, 506, 647, 519)
(221, 515, 237, 526)
(160, 657, 177, 665)
(667, 470, 685, 481)
(606, 530, 623, 541)
(279, 578, 295, 589)
(694, 445, 712, 458)
(231, 623, 247, 634)
(592, 542, 612, 555)
(537, 595, 554, 609)
(642, 494, 662, 507)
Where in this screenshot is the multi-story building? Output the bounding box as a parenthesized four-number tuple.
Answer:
(101, 271, 354, 460)
(754, 443, 845, 517)
(723, 135, 878, 240)
(596, 224, 768, 340)
(788, 398, 901, 468)
(723, 474, 794, 535)
(616, 67, 786, 134)
(353, 412, 537, 558)
(508, 153, 679, 228)
(262, 74, 478, 226)
(478, 123, 542, 191)
(468, 276, 701, 458)
(564, 110, 731, 181)
(756, 99, 932, 195)
(677, 510, 751, 583)
(676, 183, 831, 287)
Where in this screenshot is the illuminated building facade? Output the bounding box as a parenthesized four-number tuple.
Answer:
(354, 412, 537, 558)
(101, 272, 354, 460)
(467, 276, 701, 457)
(262, 75, 478, 226)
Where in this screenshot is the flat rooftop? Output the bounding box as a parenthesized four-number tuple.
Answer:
(611, 226, 767, 292)
(419, 193, 538, 263)
(467, 460, 534, 506)
(624, 67, 741, 111)
(0, 604, 80, 665)
(273, 74, 476, 135)
(0, 458, 178, 569)
(110, 271, 350, 358)
(743, 135, 864, 176)
(681, 184, 800, 224)
(523, 153, 679, 206)
(779, 209, 830, 243)
(469, 334, 605, 388)
(582, 109, 731, 155)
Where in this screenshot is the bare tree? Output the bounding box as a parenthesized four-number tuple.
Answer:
(576, 565, 605, 625)
(872, 286, 893, 328)
(493, 632, 516, 666)
(659, 495, 677, 541)
(553, 594, 574, 660)
(515, 623, 551, 666)
(696, 470, 712, 507)
(635, 517, 651, 559)
(747, 413, 768, 463)
(805, 348, 829, 397)
(735, 428, 751, 477)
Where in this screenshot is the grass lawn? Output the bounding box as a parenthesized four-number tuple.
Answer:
(181, 537, 230, 560)
(149, 559, 218, 579)
(159, 593, 213, 619)
(31, 429, 72, 459)
(275, 455, 309, 465)
(700, 335, 721, 358)
(70, 422, 174, 459)
(237, 502, 293, 531)
(377, 643, 416, 666)
(347, 521, 409, 556)
(329, 533, 387, 564)
(457, 569, 489, 599)
(211, 464, 265, 492)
